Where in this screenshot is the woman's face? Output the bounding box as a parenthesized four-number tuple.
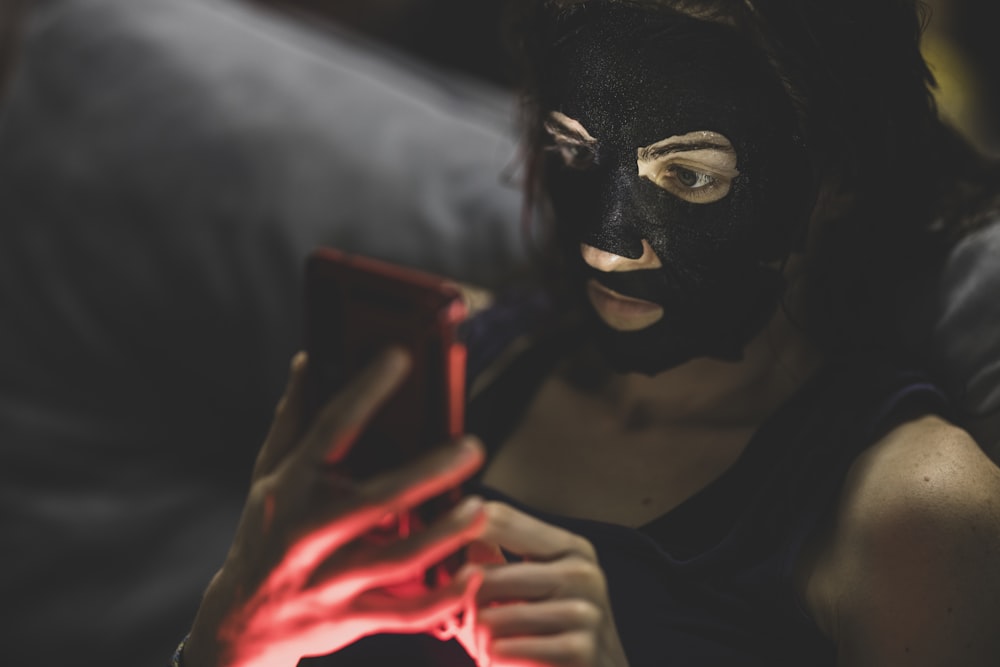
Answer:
(539, 5, 812, 375)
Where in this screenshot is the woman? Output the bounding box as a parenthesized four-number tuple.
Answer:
(180, 1, 1000, 665)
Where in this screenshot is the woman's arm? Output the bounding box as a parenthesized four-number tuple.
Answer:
(803, 415, 1000, 666)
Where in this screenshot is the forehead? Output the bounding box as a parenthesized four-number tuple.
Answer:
(539, 6, 788, 146)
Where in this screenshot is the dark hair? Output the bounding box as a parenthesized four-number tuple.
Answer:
(509, 0, 1000, 356)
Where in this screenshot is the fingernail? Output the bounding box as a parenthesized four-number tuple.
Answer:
(457, 436, 484, 461)
(457, 495, 483, 519)
(454, 563, 472, 583)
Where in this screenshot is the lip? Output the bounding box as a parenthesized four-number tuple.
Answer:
(586, 279, 664, 332)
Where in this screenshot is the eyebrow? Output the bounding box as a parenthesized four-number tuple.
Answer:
(638, 141, 736, 160)
(544, 115, 597, 144)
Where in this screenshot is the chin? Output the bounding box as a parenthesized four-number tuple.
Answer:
(589, 312, 747, 377)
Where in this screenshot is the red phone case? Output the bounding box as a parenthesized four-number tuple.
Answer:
(303, 248, 471, 578)
(303, 247, 468, 479)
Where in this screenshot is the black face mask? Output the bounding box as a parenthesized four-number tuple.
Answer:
(537, 5, 812, 375)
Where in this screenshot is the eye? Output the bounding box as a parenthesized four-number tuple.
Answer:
(636, 131, 739, 204)
(646, 163, 730, 203)
(637, 153, 738, 204)
(670, 166, 716, 189)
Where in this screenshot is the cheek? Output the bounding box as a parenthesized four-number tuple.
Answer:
(545, 155, 595, 204)
(546, 169, 602, 236)
(630, 180, 756, 260)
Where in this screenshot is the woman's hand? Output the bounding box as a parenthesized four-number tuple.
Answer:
(467, 503, 630, 667)
(184, 349, 487, 667)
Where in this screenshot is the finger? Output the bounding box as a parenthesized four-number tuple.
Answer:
(263, 448, 471, 589)
(477, 560, 605, 606)
(288, 437, 484, 560)
(315, 495, 487, 597)
(297, 347, 412, 467)
(365, 496, 486, 583)
(492, 631, 597, 667)
(264, 494, 477, 601)
(467, 539, 507, 566)
(235, 569, 481, 664)
(479, 599, 601, 640)
(254, 351, 309, 479)
(361, 436, 485, 515)
(350, 566, 484, 635)
(480, 502, 597, 563)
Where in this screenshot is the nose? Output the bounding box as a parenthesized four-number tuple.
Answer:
(580, 239, 663, 271)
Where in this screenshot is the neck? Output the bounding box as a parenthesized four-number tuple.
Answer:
(567, 303, 825, 431)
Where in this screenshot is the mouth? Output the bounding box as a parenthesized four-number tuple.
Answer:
(586, 279, 664, 332)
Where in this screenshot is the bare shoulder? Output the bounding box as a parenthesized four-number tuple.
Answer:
(808, 415, 1000, 666)
(844, 416, 1000, 529)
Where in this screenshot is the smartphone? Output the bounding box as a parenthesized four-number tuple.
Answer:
(303, 248, 468, 553)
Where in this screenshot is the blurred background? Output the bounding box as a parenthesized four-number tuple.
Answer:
(247, 0, 1000, 152)
(0, 1, 997, 667)
(923, 0, 1000, 155)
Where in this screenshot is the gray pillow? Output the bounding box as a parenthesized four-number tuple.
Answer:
(920, 216, 1000, 461)
(0, 0, 525, 665)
